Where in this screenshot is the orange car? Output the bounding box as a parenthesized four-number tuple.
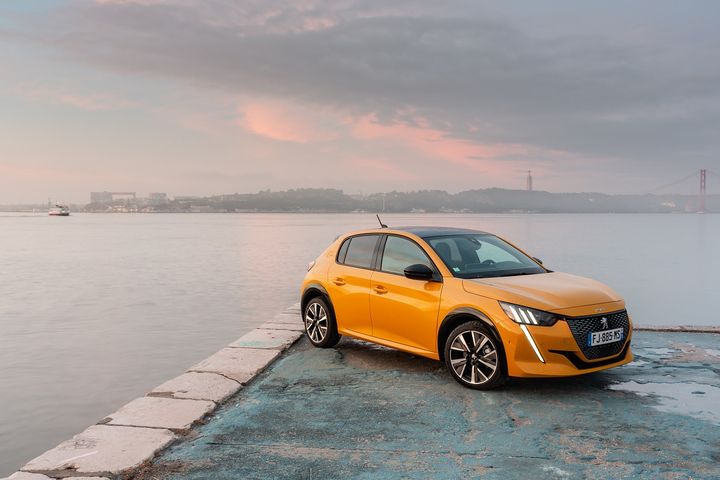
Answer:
(301, 226, 632, 389)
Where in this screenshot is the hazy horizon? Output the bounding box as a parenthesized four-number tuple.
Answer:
(3, 184, 718, 207)
(2, 1, 720, 203)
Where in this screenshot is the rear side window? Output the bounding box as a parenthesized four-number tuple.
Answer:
(337, 239, 350, 263)
(341, 235, 379, 269)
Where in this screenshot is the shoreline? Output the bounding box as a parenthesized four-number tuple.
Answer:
(635, 325, 720, 334)
(6, 304, 305, 480)
(3, 211, 720, 215)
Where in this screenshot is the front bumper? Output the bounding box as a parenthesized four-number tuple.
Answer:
(498, 306, 633, 378)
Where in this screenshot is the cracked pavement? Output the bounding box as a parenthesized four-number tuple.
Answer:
(135, 331, 720, 479)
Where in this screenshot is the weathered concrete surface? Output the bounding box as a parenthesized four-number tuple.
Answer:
(280, 306, 301, 314)
(264, 312, 303, 324)
(6, 473, 52, 480)
(65, 477, 110, 480)
(103, 397, 215, 432)
(188, 347, 280, 384)
(136, 331, 720, 480)
(64, 477, 110, 480)
(6, 474, 110, 480)
(150, 372, 241, 403)
(5, 475, 109, 480)
(22, 425, 175, 477)
(228, 328, 301, 350)
(257, 321, 304, 331)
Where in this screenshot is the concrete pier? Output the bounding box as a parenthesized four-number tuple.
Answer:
(5, 307, 720, 479)
(134, 330, 720, 480)
(6, 305, 304, 480)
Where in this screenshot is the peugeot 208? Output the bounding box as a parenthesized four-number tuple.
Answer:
(300, 227, 632, 389)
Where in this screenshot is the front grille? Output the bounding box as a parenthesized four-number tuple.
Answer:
(565, 310, 630, 360)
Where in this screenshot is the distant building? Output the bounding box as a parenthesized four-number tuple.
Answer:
(90, 191, 136, 204)
(90, 191, 113, 204)
(148, 192, 169, 205)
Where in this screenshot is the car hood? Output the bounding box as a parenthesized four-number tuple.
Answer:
(462, 272, 622, 312)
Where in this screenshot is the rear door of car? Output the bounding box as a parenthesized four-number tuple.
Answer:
(369, 234, 443, 353)
(326, 234, 381, 336)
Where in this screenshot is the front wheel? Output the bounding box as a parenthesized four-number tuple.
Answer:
(304, 297, 340, 348)
(444, 321, 507, 390)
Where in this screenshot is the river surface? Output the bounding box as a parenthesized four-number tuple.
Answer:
(0, 212, 718, 475)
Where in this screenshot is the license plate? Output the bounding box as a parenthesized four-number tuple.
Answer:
(588, 328, 624, 347)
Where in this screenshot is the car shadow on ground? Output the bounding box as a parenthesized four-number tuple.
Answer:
(330, 336, 617, 392)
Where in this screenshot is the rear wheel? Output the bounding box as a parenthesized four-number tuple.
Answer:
(444, 321, 507, 390)
(304, 297, 340, 348)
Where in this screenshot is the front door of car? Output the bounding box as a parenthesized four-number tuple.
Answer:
(326, 234, 380, 336)
(369, 235, 443, 353)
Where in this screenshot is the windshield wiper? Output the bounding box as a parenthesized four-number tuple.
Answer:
(501, 271, 542, 277)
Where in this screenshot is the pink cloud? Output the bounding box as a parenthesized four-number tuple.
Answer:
(238, 101, 339, 143)
(351, 114, 528, 171)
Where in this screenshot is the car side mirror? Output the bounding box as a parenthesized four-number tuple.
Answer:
(404, 263, 435, 281)
(533, 257, 543, 265)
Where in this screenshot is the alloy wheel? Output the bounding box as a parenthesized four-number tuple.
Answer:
(448, 330, 498, 385)
(305, 302, 328, 343)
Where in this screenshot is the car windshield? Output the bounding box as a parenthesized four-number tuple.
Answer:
(427, 234, 546, 279)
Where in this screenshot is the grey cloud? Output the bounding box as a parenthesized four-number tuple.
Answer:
(17, 0, 720, 175)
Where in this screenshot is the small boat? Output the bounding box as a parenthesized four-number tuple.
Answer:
(49, 204, 70, 216)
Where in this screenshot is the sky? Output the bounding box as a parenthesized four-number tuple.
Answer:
(1, 0, 719, 203)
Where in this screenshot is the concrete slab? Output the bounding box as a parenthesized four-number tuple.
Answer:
(6, 476, 109, 480)
(6, 473, 52, 480)
(5, 470, 110, 479)
(258, 321, 304, 332)
(22, 425, 174, 477)
(284, 303, 301, 313)
(189, 347, 280, 384)
(104, 396, 214, 431)
(137, 332, 720, 480)
(265, 312, 303, 324)
(228, 328, 301, 350)
(150, 372, 241, 403)
(65, 477, 110, 480)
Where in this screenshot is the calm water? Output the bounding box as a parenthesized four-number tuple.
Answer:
(1, 212, 718, 474)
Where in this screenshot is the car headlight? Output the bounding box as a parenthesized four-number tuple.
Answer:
(499, 302, 559, 326)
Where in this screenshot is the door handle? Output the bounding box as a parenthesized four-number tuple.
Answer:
(373, 285, 388, 294)
(332, 277, 346, 286)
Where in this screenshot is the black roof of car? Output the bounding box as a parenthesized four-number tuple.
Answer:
(395, 226, 490, 238)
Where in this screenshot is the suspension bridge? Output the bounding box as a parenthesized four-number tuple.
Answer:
(648, 168, 719, 213)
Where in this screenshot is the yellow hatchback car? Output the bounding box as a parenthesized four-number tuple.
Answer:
(301, 226, 632, 389)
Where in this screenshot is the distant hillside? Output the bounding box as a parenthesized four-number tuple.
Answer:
(80, 188, 717, 213)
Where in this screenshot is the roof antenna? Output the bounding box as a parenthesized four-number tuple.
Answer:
(376, 214, 388, 228)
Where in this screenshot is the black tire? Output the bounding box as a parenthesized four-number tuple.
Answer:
(304, 296, 340, 348)
(444, 321, 507, 390)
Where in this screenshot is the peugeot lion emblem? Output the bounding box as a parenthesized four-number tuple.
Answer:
(600, 317, 609, 330)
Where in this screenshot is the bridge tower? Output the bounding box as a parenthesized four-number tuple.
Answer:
(699, 169, 706, 213)
(526, 170, 533, 192)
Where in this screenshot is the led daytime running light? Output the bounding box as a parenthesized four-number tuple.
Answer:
(519, 324, 545, 363)
(500, 302, 557, 327)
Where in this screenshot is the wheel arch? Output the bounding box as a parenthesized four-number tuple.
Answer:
(301, 283, 335, 319)
(437, 307, 503, 363)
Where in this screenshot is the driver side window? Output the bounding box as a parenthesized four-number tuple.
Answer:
(381, 236, 432, 275)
